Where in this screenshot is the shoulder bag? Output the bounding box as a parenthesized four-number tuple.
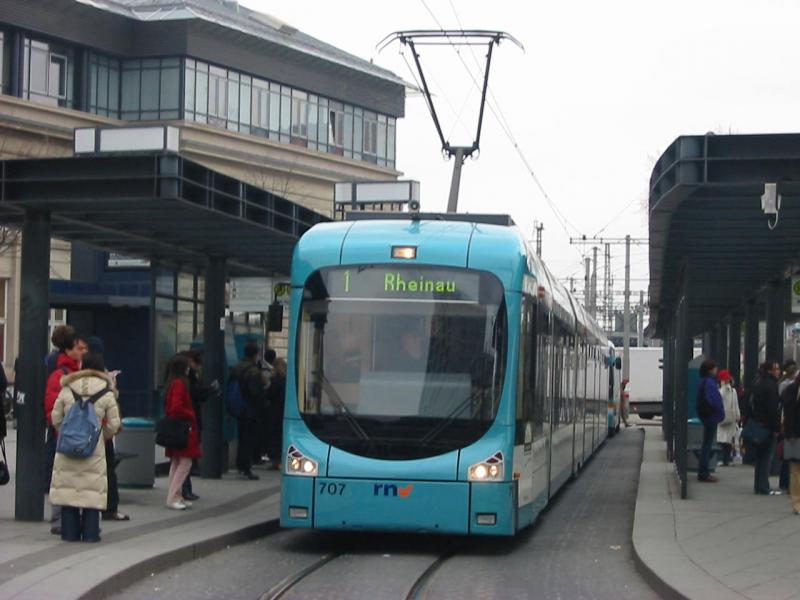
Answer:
(0, 439, 9, 486)
(155, 417, 191, 449)
(741, 417, 771, 448)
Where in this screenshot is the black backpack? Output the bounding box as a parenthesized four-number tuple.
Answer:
(696, 381, 712, 420)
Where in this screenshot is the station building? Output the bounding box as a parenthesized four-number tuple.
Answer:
(0, 0, 406, 418)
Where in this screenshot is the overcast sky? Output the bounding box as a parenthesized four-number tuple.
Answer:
(242, 0, 800, 307)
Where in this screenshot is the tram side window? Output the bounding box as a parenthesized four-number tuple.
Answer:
(537, 310, 551, 427)
(520, 299, 540, 435)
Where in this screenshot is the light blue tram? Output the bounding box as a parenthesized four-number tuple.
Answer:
(280, 214, 620, 536)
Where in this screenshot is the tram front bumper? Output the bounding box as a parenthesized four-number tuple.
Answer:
(281, 476, 516, 535)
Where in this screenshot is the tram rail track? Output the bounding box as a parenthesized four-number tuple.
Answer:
(259, 551, 343, 600)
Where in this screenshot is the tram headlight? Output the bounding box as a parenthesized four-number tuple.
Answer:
(285, 445, 319, 477)
(468, 451, 504, 482)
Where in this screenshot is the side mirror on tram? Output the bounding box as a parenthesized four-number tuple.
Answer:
(614, 357, 622, 370)
(267, 302, 284, 332)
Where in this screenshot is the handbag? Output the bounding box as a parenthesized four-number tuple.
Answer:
(155, 417, 191, 449)
(784, 439, 800, 461)
(0, 439, 10, 486)
(742, 418, 771, 448)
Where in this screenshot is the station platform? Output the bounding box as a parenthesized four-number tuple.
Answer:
(0, 429, 281, 600)
(634, 426, 800, 600)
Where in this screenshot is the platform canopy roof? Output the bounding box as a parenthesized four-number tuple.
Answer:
(649, 133, 800, 337)
(0, 150, 329, 276)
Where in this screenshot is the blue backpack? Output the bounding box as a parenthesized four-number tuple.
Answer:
(225, 372, 248, 418)
(56, 388, 109, 459)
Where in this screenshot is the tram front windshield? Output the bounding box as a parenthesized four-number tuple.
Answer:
(297, 265, 507, 460)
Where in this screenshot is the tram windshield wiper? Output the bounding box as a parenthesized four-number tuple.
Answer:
(316, 371, 370, 442)
(419, 388, 484, 448)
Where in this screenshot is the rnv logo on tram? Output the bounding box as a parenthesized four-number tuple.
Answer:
(373, 483, 414, 498)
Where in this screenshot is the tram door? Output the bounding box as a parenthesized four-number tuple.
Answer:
(516, 298, 535, 509)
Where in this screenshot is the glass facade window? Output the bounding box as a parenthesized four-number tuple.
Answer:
(22, 37, 75, 108)
(290, 89, 308, 144)
(328, 101, 344, 154)
(121, 57, 180, 120)
(10, 38, 399, 168)
(0, 31, 9, 95)
(89, 53, 120, 118)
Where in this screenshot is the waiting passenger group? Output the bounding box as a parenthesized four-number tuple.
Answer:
(42, 326, 284, 541)
(695, 358, 800, 515)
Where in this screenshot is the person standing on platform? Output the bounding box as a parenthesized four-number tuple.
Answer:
(717, 370, 740, 466)
(751, 361, 783, 495)
(86, 336, 130, 522)
(49, 352, 120, 542)
(265, 358, 287, 470)
(696, 359, 725, 482)
(232, 341, 266, 480)
(44, 329, 88, 534)
(164, 354, 202, 510)
(180, 349, 218, 502)
(781, 373, 800, 514)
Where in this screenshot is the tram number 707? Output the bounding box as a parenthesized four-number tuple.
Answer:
(318, 482, 347, 496)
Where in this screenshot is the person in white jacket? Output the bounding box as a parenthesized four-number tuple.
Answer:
(717, 369, 740, 466)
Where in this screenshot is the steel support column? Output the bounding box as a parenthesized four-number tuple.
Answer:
(728, 314, 742, 387)
(765, 280, 785, 365)
(14, 211, 52, 521)
(717, 323, 728, 369)
(744, 300, 759, 390)
(201, 257, 227, 478)
(663, 318, 675, 461)
(673, 263, 691, 500)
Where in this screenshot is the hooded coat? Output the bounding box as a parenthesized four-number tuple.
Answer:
(717, 382, 741, 443)
(49, 370, 120, 510)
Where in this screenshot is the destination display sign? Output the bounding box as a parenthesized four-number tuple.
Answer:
(320, 266, 482, 302)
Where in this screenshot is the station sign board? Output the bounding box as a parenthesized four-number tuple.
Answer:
(230, 277, 271, 313)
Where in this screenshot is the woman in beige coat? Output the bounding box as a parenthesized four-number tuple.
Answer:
(49, 352, 120, 542)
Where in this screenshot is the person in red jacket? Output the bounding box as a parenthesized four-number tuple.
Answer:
(164, 354, 202, 510)
(45, 333, 88, 426)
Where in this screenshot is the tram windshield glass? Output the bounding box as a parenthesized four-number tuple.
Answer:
(297, 265, 507, 460)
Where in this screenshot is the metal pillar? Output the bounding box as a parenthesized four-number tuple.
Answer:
(744, 299, 759, 390)
(663, 318, 675, 460)
(622, 235, 631, 382)
(15, 211, 52, 521)
(637, 290, 645, 347)
(201, 257, 227, 478)
(765, 280, 785, 364)
(716, 323, 728, 368)
(706, 329, 718, 360)
(728, 314, 742, 386)
(590, 246, 598, 319)
(584, 258, 591, 312)
(446, 148, 466, 213)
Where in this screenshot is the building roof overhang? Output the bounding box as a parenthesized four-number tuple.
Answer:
(0, 151, 329, 276)
(648, 133, 800, 337)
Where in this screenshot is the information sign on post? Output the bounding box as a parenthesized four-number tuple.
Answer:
(792, 276, 800, 314)
(230, 277, 272, 313)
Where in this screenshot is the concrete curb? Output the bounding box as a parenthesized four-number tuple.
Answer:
(631, 427, 750, 600)
(631, 427, 689, 600)
(79, 518, 280, 600)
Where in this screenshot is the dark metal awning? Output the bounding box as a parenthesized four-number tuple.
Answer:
(649, 133, 800, 336)
(0, 152, 329, 275)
